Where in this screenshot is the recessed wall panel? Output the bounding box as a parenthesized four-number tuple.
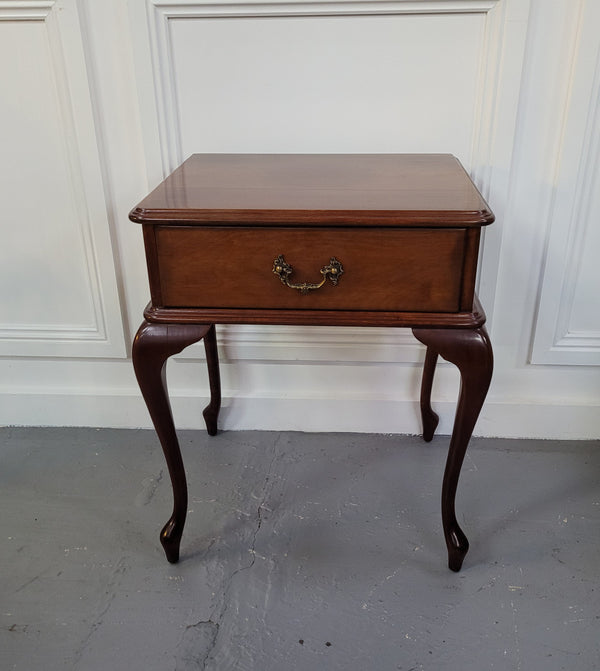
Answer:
(0, 19, 96, 330)
(170, 14, 484, 159)
(0, 3, 126, 357)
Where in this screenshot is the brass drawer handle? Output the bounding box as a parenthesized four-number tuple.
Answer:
(272, 254, 344, 295)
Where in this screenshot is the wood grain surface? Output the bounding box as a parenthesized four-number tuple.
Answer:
(130, 154, 494, 227)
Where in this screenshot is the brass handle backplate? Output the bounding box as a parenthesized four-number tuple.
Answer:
(272, 254, 344, 295)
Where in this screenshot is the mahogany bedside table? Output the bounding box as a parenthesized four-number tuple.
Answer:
(130, 154, 494, 572)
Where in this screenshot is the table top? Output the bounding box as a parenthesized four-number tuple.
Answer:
(130, 154, 494, 227)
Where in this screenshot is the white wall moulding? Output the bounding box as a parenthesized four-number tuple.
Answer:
(148, 0, 500, 16)
(530, 0, 600, 365)
(1, 388, 598, 440)
(0, 1, 54, 21)
(0, 0, 126, 357)
(141, 0, 506, 175)
(180, 325, 420, 363)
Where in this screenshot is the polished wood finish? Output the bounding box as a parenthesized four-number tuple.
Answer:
(132, 321, 221, 562)
(201, 324, 221, 437)
(420, 347, 440, 443)
(131, 154, 494, 571)
(130, 154, 494, 227)
(413, 327, 493, 571)
(142, 298, 488, 329)
(154, 226, 466, 311)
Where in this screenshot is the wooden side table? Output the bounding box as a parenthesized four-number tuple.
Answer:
(130, 154, 494, 571)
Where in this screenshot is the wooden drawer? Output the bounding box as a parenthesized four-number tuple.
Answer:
(153, 226, 467, 313)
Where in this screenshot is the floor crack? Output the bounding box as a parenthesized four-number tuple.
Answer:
(197, 435, 281, 668)
(175, 620, 220, 671)
(135, 469, 164, 507)
(195, 621, 220, 671)
(72, 556, 127, 669)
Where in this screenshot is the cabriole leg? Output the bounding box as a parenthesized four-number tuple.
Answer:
(202, 324, 221, 436)
(412, 327, 493, 572)
(420, 346, 440, 442)
(132, 321, 219, 562)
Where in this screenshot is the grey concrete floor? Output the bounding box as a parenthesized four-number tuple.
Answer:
(0, 428, 599, 671)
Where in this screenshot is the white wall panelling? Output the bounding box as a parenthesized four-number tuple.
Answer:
(1, 0, 598, 437)
(140, 0, 502, 174)
(0, 0, 125, 357)
(530, 0, 600, 365)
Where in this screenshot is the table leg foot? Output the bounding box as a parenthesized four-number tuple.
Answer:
(413, 326, 493, 571)
(160, 516, 183, 563)
(420, 346, 440, 442)
(447, 525, 469, 572)
(133, 320, 214, 563)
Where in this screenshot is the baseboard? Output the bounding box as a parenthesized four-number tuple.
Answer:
(1, 391, 598, 440)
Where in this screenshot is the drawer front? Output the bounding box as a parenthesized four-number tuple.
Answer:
(154, 226, 466, 312)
